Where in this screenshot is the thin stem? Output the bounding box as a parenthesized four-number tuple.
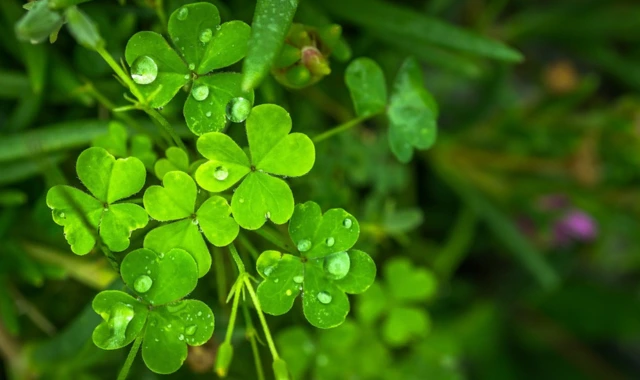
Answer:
(95, 46, 145, 101)
(223, 278, 244, 344)
(213, 247, 227, 305)
(242, 302, 266, 380)
(154, 0, 168, 32)
(95, 46, 185, 150)
(238, 233, 260, 261)
(117, 334, 143, 380)
(145, 108, 187, 151)
(228, 243, 245, 274)
(243, 277, 279, 360)
(312, 115, 372, 143)
(253, 227, 291, 252)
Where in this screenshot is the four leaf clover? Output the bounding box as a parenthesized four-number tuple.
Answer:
(125, 2, 254, 135)
(255, 201, 376, 328)
(47, 147, 148, 255)
(143, 171, 239, 277)
(92, 247, 214, 374)
(356, 257, 438, 346)
(195, 104, 315, 230)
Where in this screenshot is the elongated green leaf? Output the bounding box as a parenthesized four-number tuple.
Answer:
(345, 57, 387, 117)
(322, 0, 523, 62)
(242, 0, 299, 91)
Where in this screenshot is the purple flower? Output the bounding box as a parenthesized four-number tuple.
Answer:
(553, 209, 598, 246)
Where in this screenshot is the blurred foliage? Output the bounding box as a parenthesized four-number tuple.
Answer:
(2, 0, 640, 379)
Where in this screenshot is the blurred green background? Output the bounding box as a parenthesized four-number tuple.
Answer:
(2, 0, 640, 379)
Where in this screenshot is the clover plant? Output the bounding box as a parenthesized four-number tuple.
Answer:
(25, 0, 442, 378)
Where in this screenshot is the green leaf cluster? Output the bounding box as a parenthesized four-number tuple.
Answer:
(256, 201, 376, 328)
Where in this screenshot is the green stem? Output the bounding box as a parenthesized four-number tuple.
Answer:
(145, 107, 187, 151)
(228, 243, 245, 274)
(242, 302, 266, 380)
(223, 278, 244, 344)
(254, 226, 291, 252)
(213, 247, 227, 305)
(238, 233, 260, 261)
(432, 206, 477, 280)
(312, 115, 372, 143)
(95, 46, 185, 150)
(117, 334, 143, 380)
(155, 0, 168, 32)
(95, 46, 145, 101)
(243, 277, 279, 360)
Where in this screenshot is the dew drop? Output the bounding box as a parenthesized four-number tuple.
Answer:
(199, 28, 213, 43)
(286, 289, 292, 296)
(178, 334, 184, 341)
(185, 325, 197, 335)
(130, 56, 158, 85)
(158, 252, 165, 259)
(205, 111, 212, 118)
(317, 291, 332, 304)
(197, 311, 202, 317)
(134, 275, 153, 293)
(215, 25, 221, 31)
(297, 239, 311, 252)
(293, 275, 303, 284)
(188, 63, 195, 71)
(191, 85, 209, 101)
(57, 211, 66, 219)
(191, 218, 199, 225)
(263, 266, 274, 277)
(323, 251, 351, 280)
(104, 303, 135, 349)
(239, 198, 245, 203)
(265, 211, 271, 220)
(325, 237, 335, 247)
(214, 166, 229, 181)
(184, 74, 190, 80)
(343, 218, 353, 228)
(225, 97, 252, 123)
(177, 7, 189, 20)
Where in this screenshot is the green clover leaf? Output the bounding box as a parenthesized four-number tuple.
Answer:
(154, 146, 206, 180)
(356, 257, 438, 347)
(388, 57, 438, 163)
(143, 171, 239, 277)
(92, 248, 215, 374)
(255, 201, 375, 328)
(345, 57, 438, 163)
(124, 2, 254, 135)
(46, 147, 148, 255)
(92, 121, 157, 170)
(195, 104, 315, 230)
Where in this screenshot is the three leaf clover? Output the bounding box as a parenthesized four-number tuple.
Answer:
(92, 121, 157, 170)
(345, 56, 438, 163)
(277, 321, 389, 379)
(47, 147, 148, 255)
(92, 248, 214, 374)
(143, 171, 239, 278)
(125, 2, 254, 135)
(356, 257, 438, 346)
(195, 104, 315, 230)
(255, 201, 376, 328)
(154, 147, 204, 180)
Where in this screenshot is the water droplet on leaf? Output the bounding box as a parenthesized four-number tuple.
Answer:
(265, 211, 271, 220)
(297, 239, 311, 252)
(185, 325, 197, 335)
(133, 275, 153, 293)
(325, 237, 335, 247)
(323, 251, 351, 280)
(293, 275, 303, 284)
(199, 28, 212, 43)
(214, 166, 229, 181)
(317, 291, 332, 304)
(177, 7, 189, 20)
(192, 85, 209, 101)
(189, 63, 195, 71)
(178, 334, 184, 341)
(225, 97, 252, 123)
(131, 56, 158, 85)
(263, 266, 274, 276)
(205, 111, 212, 117)
(343, 218, 353, 228)
(104, 303, 134, 349)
